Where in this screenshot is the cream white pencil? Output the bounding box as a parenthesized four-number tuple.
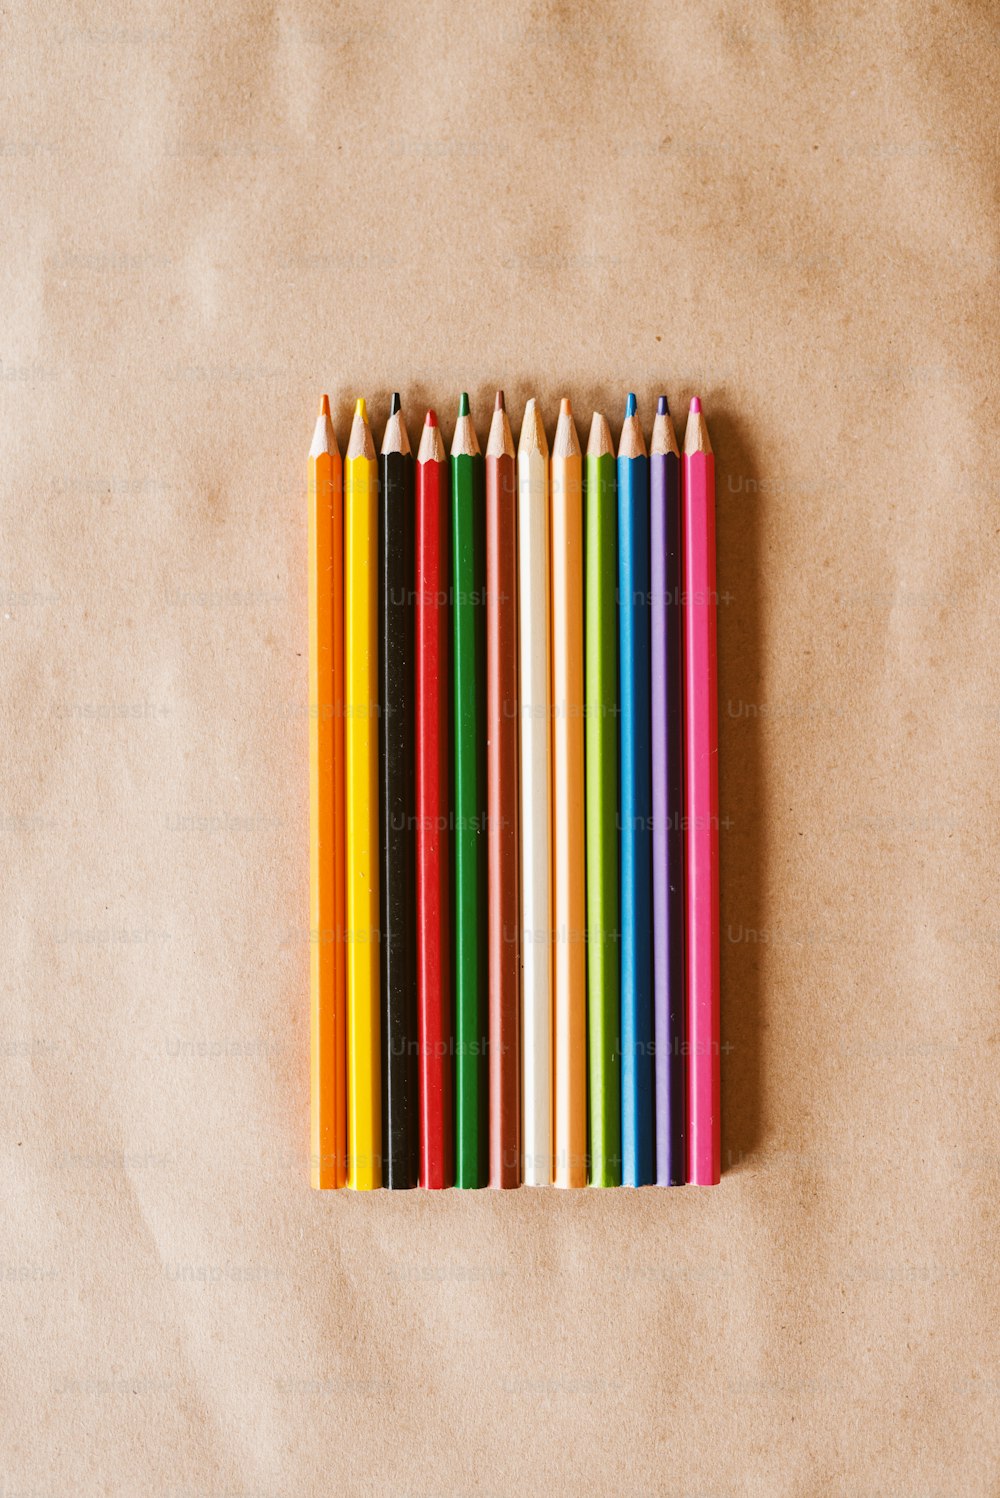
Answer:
(517, 398, 553, 1187)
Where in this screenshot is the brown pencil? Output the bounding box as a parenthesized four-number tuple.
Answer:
(485, 391, 520, 1188)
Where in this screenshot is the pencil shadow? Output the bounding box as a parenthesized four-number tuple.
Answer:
(713, 408, 768, 1171)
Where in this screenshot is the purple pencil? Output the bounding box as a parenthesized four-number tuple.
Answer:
(651, 396, 685, 1184)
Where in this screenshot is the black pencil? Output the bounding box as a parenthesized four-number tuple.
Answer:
(379, 393, 418, 1188)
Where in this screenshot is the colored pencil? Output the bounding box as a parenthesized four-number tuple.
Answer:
(308, 395, 346, 1189)
(585, 412, 621, 1186)
(379, 394, 418, 1189)
(618, 393, 653, 1187)
(517, 398, 552, 1187)
(451, 393, 487, 1188)
(551, 398, 586, 1188)
(485, 391, 520, 1189)
(683, 396, 720, 1186)
(651, 396, 685, 1185)
(415, 410, 453, 1189)
(345, 397, 381, 1189)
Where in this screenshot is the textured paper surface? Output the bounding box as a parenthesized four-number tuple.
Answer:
(3, 1, 998, 1492)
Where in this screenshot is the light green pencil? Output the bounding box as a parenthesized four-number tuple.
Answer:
(585, 412, 621, 1186)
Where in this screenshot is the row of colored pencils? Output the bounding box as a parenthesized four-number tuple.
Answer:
(309, 390, 719, 1190)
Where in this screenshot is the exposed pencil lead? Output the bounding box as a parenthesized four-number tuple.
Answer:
(618, 396, 647, 459)
(355, 396, 368, 421)
(426, 409, 438, 428)
(458, 392, 470, 417)
(310, 395, 338, 458)
(553, 398, 580, 458)
(486, 397, 515, 459)
(651, 399, 679, 458)
(683, 400, 712, 455)
(390, 392, 401, 415)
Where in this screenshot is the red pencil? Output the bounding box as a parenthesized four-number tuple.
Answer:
(682, 397, 720, 1184)
(485, 391, 520, 1188)
(415, 410, 453, 1189)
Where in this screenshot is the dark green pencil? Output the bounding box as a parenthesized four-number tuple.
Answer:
(451, 393, 487, 1187)
(585, 411, 621, 1186)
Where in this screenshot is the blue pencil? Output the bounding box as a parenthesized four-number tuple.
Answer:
(617, 393, 654, 1186)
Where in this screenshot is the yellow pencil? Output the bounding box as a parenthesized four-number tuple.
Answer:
(309, 395, 346, 1189)
(345, 396, 382, 1189)
(551, 398, 587, 1187)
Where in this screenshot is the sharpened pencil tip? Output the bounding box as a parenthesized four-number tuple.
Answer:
(319, 393, 330, 417)
(559, 397, 571, 417)
(657, 395, 668, 415)
(690, 396, 702, 413)
(625, 392, 637, 417)
(355, 396, 368, 421)
(426, 409, 437, 427)
(458, 392, 470, 417)
(495, 390, 505, 411)
(390, 392, 401, 415)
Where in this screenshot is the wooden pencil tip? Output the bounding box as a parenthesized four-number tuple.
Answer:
(587, 410, 614, 457)
(553, 398, 580, 458)
(355, 396, 368, 421)
(458, 392, 470, 417)
(319, 393, 330, 417)
(690, 396, 702, 413)
(495, 390, 505, 411)
(625, 392, 637, 417)
(519, 398, 548, 457)
(657, 395, 668, 416)
(390, 391, 401, 415)
(426, 409, 438, 427)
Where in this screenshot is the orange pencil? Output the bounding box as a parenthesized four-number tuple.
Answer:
(309, 395, 346, 1188)
(551, 398, 587, 1186)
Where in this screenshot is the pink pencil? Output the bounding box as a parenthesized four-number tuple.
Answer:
(682, 397, 720, 1185)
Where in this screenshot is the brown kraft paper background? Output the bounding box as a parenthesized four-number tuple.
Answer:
(2, 0, 998, 1493)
